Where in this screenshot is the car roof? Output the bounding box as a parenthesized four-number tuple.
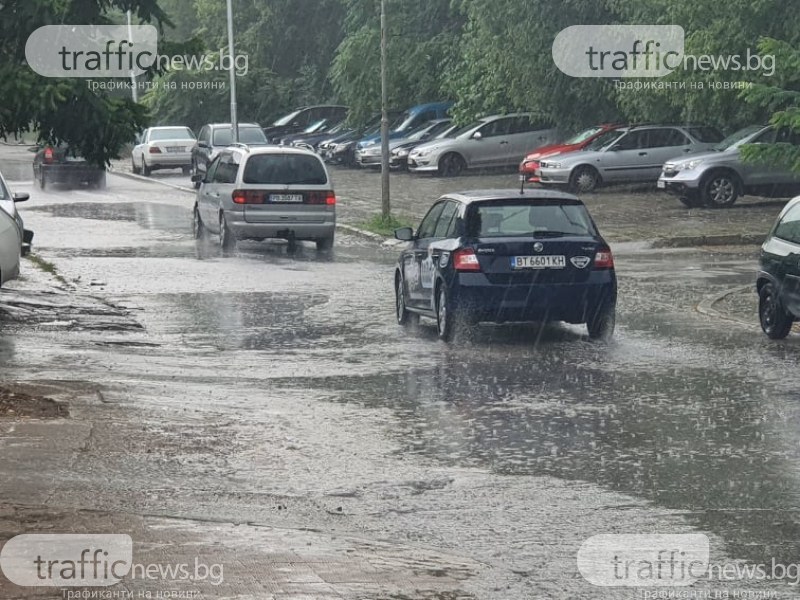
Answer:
(208, 123, 261, 129)
(148, 125, 192, 130)
(479, 112, 536, 122)
(444, 189, 584, 205)
(227, 145, 322, 158)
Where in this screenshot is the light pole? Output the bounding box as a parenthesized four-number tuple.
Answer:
(380, 0, 390, 219)
(127, 10, 137, 102)
(226, 0, 239, 143)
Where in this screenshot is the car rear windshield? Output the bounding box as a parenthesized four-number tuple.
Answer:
(213, 127, 267, 146)
(467, 201, 596, 238)
(242, 154, 328, 185)
(150, 127, 195, 141)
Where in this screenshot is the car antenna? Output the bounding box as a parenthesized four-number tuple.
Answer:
(519, 174, 525, 194)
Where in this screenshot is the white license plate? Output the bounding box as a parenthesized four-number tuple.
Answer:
(657, 180, 666, 189)
(511, 255, 566, 269)
(165, 146, 184, 153)
(268, 194, 303, 203)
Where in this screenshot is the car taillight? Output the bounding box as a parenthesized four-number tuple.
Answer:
(594, 246, 614, 269)
(307, 191, 336, 205)
(149, 147, 162, 154)
(43, 147, 54, 164)
(232, 190, 265, 204)
(454, 248, 481, 271)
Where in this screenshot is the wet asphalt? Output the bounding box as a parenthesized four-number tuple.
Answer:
(1, 151, 800, 598)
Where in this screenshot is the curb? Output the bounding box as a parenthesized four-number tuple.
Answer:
(695, 284, 755, 328)
(653, 233, 764, 248)
(109, 167, 196, 194)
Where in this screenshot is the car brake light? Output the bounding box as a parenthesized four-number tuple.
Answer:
(149, 147, 162, 154)
(306, 191, 336, 205)
(454, 248, 481, 271)
(232, 190, 265, 204)
(43, 147, 54, 164)
(594, 246, 614, 269)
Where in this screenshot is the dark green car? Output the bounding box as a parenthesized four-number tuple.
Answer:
(758, 196, 800, 338)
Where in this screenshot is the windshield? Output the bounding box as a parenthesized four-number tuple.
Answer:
(213, 127, 267, 146)
(713, 125, 766, 151)
(272, 110, 303, 127)
(242, 154, 328, 185)
(303, 119, 329, 133)
(468, 201, 596, 238)
(564, 126, 605, 145)
(149, 127, 195, 141)
(583, 128, 626, 151)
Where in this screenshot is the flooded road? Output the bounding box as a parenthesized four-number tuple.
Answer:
(1, 148, 799, 598)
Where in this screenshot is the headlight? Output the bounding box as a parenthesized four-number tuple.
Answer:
(414, 149, 429, 158)
(396, 149, 409, 157)
(674, 158, 704, 171)
(362, 140, 376, 148)
(540, 161, 561, 169)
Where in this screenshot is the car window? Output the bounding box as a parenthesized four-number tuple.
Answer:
(433, 201, 459, 238)
(686, 126, 724, 143)
(614, 130, 649, 150)
(478, 118, 512, 138)
(752, 128, 778, 144)
(242, 154, 328, 185)
(212, 127, 267, 146)
(149, 127, 195, 141)
(205, 156, 221, 181)
(647, 128, 690, 148)
(774, 128, 800, 145)
(212, 154, 238, 184)
(467, 201, 596, 238)
(510, 117, 545, 134)
(774, 203, 800, 245)
(417, 202, 446, 239)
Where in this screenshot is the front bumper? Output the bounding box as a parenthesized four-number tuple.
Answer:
(519, 160, 542, 183)
(355, 152, 383, 167)
(407, 156, 439, 173)
(657, 169, 703, 195)
(537, 166, 573, 185)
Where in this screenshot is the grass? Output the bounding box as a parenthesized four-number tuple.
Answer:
(26, 254, 69, 286)
(357, 213, 414, 237)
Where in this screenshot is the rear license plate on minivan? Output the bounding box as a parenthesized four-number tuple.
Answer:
(268, 194, 303, 203)
(511, 255, 566, 269)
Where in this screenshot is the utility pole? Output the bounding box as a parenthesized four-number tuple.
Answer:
(127, 10, 137, 102)
(380, 0, 390, 219)
(226, 0, 239, 143)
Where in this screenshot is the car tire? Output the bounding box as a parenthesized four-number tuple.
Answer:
(192, 204, 207, 240)
(395, 272, 418, 327)
(192, 160, 202, 189)
(587, 302, 616, 340)
(219, 212, 236, 253)
(316, 235, 334, 251)
(701, 170, 740, 208)
(38, 170, 46, 190)
(438, 153, 466, 177)
(142, 162, 152, 177)
(182, 166, 191, 176)
(131, 157, 139, 174)
(568, 166, 600, 193)
(679, 194, 703, 208)
(759, 283, 793, 339)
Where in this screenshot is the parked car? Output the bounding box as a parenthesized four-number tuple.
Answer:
(32, 145, 106, 190)
(658, 125, 800, 208)
(0, 170, 31, 287)
(519, 124, 624, 183)
(262, 106, 348, 144)
(538, 124, 723, 193)
(356, 102, 453, 149)
(191, 123, 267, 184)
(393, 189, 616, 341)
(356, 119, 452, 168)
(408, 114, 560, 176)
(191, 145, 335, 252)
(757, 195, 800, 338)
(131, 126, 196, 176)
(282, 119, 349, 149)
(391, 122, 457, 170)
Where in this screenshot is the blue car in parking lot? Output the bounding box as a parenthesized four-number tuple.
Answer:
(393, 190, 617, 341)
(356, 102, 453, 151)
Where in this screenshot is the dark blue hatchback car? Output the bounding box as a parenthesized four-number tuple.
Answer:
(394, 190, 617, 341)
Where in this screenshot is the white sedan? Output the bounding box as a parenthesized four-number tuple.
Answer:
(0, 171, 29, 287)
(131, 126, 196, 176)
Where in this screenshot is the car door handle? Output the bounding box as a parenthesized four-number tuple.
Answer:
(210, 192, 220, 198)
(638, 152, 648, 156)
(500, 141, 509, 145)
(683, 148, 692, 153)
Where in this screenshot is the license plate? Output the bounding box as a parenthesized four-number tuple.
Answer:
(268, 194, 303, 203)
(657, 180, 665, 189)
(511, 255, 566, 269)
(166, 146, 184, 153)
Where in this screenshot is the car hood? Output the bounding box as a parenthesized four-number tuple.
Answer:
(523, 142, 582, 161)
(409, 138, 456, 155)
(662, 148, 730, 165)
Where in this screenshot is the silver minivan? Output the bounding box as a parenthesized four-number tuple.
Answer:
(192, 145, 336, 251)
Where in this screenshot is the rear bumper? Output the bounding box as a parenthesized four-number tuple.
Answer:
(228, 218, 336, 241)
(452, 271, 617, 323)
(42, 164, 103, 183)
(145, 154, 192, 168)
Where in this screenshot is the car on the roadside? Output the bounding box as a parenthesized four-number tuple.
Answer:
(538, 124, 723, 193)
(191, 123, 268, 184)
(356, 102, 453, 151)
(356, 119, 452, 168)
(131, 126, 196, 176)
(757, 195, 800, 339)
(0, 170, 31, 286)
(282, 119, 349, 149)
(658, 125, 800, 208)
(519, 124, 624, 183)
(391, 122, 457, 170)
(191, 145, 335, 252)
(262, 106, 348, 144)
(393, 189, 617, 341)
(32, 145, 106, 190)
(407, 114, 560, 177)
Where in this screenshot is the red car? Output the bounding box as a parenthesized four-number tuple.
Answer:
(519, 124, 624, 183)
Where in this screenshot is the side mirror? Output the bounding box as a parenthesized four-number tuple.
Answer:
(472, 131, 483, 140)
(13, 192, 29, 203)
(190, 173, 205, 184)
(394, 227, 414, 241)
(197, 141, 210, 149)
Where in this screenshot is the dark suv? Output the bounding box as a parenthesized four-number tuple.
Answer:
(758, 196, 800, 338)
(262, 106, 348, 144)
(394, 190, 617, 341)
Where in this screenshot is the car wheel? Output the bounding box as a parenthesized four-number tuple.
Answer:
(701, 171, 740, 208)
(395, 273, 418, 327)
(587, 302, 616, 340)
(316, 235, 334, 251)
(192, 204, 207, 240)
(219, 212, 236, 252)
(182, 166, 191, 176)
(568, 166, 600, 193)
(131, 156, 139, 174)
(192, 160, 202, 189)
(38, 170, 46, 190)
(142, 162, 152, 177)
(438, 153, 466, 177)
(679, 194, 703, 208)
(759, 283, 793, 339)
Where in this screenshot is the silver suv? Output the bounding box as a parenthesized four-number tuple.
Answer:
(191, 145, 336, 251)
(538, 125, 722, 192)
(658, 125, 800, 208)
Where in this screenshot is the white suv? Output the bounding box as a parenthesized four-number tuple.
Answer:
(192, 145, 336, 251)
